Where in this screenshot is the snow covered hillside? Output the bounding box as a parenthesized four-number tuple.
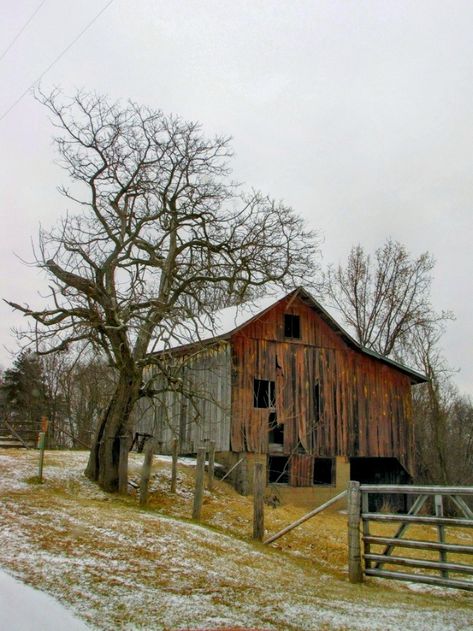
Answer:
(0, 450, 471, 630)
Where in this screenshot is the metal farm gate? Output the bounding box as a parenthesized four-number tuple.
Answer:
(347, 482, 473, 591)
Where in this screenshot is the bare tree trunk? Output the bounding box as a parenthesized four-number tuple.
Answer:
(85, 371, 140, 492)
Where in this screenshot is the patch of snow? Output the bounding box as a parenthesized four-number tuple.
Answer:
(0, 569, 91, 630)
(1, 449, 472, 631)
(153, 290, 287, 351)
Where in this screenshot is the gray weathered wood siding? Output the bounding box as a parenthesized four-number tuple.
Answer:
(134, 343, 232, 453)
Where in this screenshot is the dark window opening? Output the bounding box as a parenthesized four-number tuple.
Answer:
(254, 379, 275, 408)
(268, 455, 289, 484)
(284, 314, 301, 339)
(313, 458, 334, 485)
(268, 412, 284, 445)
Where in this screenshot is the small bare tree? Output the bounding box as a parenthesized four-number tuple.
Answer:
(325, 239, 452, 357)
(6, 90, 317, 491)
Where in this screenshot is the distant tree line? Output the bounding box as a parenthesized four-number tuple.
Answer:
(0, 350, 115, 449)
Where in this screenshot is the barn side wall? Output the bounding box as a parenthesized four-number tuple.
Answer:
(134, 343, 232, 453)
(230, 295, 415, 476)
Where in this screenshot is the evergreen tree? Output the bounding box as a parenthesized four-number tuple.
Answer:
(1, 351, 49, 424)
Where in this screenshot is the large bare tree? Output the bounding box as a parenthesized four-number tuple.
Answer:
(6, 90, 317, 491)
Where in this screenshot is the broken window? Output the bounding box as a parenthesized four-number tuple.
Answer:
(313, 458, 334, 485)
(253, 379, 275, 408)
(268, 412, 284, 445)
(268, 455, 289, 484)
(284, 314, 301, 339)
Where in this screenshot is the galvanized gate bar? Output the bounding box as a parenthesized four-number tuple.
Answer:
(362, 513, 473, 527)
(374, 494, 428, 569)
(365, 554, 473, 575)
(359, 484, 473, 592)
(360, 484, 473, 495)
(363, 535, 473, 555)
(365, 569, 473, 592)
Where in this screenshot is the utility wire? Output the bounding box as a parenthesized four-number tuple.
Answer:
(0, 0, 48, 64)
(0, 0, 116, 123)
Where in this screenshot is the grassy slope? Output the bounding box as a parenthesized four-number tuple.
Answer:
(0, 449, 471, 630)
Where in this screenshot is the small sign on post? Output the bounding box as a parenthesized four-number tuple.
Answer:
(41, 416, 49, 433)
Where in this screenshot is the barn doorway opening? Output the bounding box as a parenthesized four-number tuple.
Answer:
(313, 457, 335, 485)
(268, 455, 289, 484)
(350, 457, 411, 511)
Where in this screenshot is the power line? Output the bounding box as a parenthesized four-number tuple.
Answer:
(0, 0, 48, 64)
(0, 0, 116, 123)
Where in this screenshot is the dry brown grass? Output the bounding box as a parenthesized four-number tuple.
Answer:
(0, 449, 472, 631)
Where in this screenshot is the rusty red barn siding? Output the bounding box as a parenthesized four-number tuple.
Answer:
(230, 295, 415, 475)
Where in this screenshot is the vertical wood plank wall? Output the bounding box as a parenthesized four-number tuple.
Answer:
(135, 344, 232, 453)
(230, 296, 415, 475)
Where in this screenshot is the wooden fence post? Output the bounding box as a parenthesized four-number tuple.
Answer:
(37, 431, 46, 482)
(118, 434, 130, 495)
(348, 480, 363, 583)
(435, 494, 448, 578)
(207, 440, 215, 491)
(253, 463, 265, 541)
(170, 438, 179, 493)
(139, 442, 154, 507)
(192, 448, 206, 520)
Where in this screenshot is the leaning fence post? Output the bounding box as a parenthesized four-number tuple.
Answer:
(207, 440, 215, 491)
(253, 463, 265, 541)
(347, 480, 363, 583)
(118, 434, 130, 495)
(170, 438, 179, 493)
(139, 442, 154, 507)
(192, 447, 206, 520)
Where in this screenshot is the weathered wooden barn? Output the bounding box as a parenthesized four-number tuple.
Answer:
(135, 288, 426, 503)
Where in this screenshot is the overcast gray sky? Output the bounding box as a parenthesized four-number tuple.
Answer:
(0, 0, 472, 393)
